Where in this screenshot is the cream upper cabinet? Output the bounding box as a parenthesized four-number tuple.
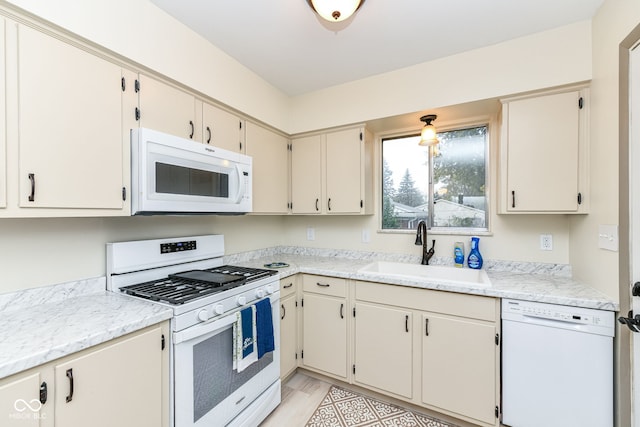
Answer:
(279, 278, 298, 379)
(15, 24, 125, 211)
(325, 127, 367, 214)
(291, 126, 373, 215)
(0, 324, 167, 427)
(499, 86, 589, 213)
(245, 122, 290, 214)
(301, 275, 348, 380)
(201, 101, 244, 152)
(137, 74, 199, 141)
(353, 301, 413, 399)
(291, 135, 322, 214)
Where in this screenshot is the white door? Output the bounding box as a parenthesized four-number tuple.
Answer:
(629, 45, 640, 426)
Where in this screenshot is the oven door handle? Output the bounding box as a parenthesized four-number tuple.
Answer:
(174, 312, 238, 345)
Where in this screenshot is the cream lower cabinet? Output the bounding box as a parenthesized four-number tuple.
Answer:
(353, 302, 412, 398)
(279, 277, 298, 379)
(301, 275, 348, 380)
(421, 313, 498, 426)
(353, 280, 500, 427)
(0, 324, 168, 427)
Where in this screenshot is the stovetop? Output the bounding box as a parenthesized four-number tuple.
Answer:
(119, 265, 277, 305)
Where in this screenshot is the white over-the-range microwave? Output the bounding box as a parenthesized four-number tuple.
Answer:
(130, 128, 252, 215)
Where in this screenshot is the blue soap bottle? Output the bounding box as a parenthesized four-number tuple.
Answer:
(467, 237, 483, 269)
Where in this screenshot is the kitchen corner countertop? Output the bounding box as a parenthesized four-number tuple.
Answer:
(233, 254, 619, 312)
(0, 278, 172, 379)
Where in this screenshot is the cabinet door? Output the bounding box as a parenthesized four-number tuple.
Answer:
(302, 293, 347, 378)
(291, 135, 322, 214)
(421, 314, 497, 425)
(505, 90, 581, 212)
(354, 302, 412, 398)
(326, 128, 362, 213)
(202, 102, 243, 152)
(137, 74, 197, 141)
(0, 370, 53, 427)
(280, 294, 297, 379)
(245, 122, 289, 214)
(54, 326, 163, 427)
(17, 25, 124, 209)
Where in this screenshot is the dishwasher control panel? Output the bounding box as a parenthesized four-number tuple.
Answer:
(502, 299, 612, 327)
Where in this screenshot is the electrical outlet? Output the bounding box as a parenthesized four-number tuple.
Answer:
(306, 227, 315, 241)
(361, 228, 370, 243)
(540, 234, 553, 251)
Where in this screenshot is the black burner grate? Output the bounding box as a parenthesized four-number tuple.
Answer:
(119, 265, 276, 305)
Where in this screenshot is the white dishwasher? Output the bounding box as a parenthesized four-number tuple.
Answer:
(501, 299, 615, 427)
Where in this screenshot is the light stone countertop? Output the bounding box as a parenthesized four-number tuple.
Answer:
(228, 252, 619, 312)
(0, 277, 173, 379)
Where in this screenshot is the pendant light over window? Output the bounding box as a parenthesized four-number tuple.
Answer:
(307, 0, 365, 22)
(418, 114, 439, 146)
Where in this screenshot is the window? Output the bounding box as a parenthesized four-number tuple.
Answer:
(381, 125, 488, 232)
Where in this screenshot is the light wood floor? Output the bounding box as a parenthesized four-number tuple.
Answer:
(260, 372, 332, 427)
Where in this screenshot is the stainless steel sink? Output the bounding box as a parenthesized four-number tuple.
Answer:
(357, 261, 491, 286)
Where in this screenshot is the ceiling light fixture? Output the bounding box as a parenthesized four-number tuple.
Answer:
(307, 0, 365, 22)
(418, 114, 439, 146)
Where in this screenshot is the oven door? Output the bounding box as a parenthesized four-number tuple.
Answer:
(173, 295, 280, 427)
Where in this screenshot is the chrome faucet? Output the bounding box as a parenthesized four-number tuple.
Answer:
(415, 220, 435, 265)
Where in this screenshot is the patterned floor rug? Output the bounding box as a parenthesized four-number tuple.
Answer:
(305, 385, 459, 427)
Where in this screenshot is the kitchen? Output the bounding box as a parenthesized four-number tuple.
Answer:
(0, 0, 635, 426)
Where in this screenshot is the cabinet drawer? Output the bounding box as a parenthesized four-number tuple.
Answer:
(302, 275, 347, 298)
(355, 281, 497, 322)
(280, 278, 296, 298)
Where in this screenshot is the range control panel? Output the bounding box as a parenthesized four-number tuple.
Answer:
(161, 240, 197, 254)
(502, 299, 610, 326)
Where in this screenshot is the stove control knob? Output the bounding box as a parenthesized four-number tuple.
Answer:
(265, 285, 274, 295)
(255, 289, 265, 299)
(197, 309, 209, 322)
(237, 296, 247, 306)
(214, 305, 224, 315)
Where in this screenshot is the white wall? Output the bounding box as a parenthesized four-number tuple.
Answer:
(0, 215, 286, 293)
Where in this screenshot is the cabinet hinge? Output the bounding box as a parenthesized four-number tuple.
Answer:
(295, 299, 298, 308)
(134, 79, 140, 93)
(121, 76, 126, 92)
(161, 334, 166, 350)
(239, 142, 242, 151)
(353, 364, 356, 374)
(295, 352, 298, 360)
(577, 192, 582, 205)
(239, 121, 242, 130)
(301, 298, 304, 307)
(578, 97, 584, 109)
(301, 350, 304, 359)
(495, 406, 500, 419)
(360, 200, 363, 208)
(135, 107, 140, 121)
(122, 187, 127, 201)
(353, 307, 356, 317)
(495, 333, 500, 346)
(359, 132, 363, 141)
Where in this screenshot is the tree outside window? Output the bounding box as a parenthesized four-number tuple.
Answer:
(381, 125, 488, 231)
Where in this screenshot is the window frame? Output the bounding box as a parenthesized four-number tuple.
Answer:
(378, 118, 492, 236)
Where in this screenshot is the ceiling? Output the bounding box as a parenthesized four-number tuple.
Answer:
(150, 0, 604, 97)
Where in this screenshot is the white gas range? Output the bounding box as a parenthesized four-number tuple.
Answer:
(106, 235, 281, 427)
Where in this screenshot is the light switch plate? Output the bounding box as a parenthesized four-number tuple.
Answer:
(598, 224, 618, 251)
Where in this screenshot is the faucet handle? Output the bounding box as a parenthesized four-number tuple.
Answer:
(430, 239, 436, 249)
